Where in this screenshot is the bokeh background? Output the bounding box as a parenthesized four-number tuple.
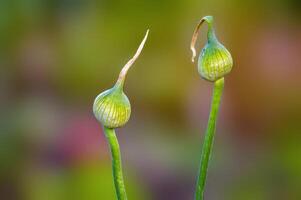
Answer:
(1, 0, 301, 199)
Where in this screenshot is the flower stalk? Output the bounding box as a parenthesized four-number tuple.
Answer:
(195, 78, 224, 200)
(104, 127, 128, 200)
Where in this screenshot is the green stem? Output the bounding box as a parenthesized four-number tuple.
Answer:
(195, 77, 224, 200)
(103, 127, 128, 200)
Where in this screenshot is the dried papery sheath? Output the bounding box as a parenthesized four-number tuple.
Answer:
(93, 30, 149, 129)
(191, 16, 233, 82)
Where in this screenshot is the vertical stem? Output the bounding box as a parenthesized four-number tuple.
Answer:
(103, 127, 128, 200)
(195, 78, 224, 200)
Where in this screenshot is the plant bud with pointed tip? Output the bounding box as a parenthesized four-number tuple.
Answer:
(191, 16, 233, 82)
(93, 84, 131, 128)
(93, 30, 149, 129)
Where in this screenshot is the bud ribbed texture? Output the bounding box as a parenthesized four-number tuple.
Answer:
(93, 88, 131, 128)
(198, 41, 233, 81)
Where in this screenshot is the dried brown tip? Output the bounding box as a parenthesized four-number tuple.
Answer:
(117, 29, 149, 85)
(190, 16, 213, 62)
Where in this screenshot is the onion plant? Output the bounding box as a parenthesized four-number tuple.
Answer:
(190, 16, 233, 200)
(93, 30, 149, 200)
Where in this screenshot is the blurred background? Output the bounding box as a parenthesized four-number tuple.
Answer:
(1, 0, 301, 199)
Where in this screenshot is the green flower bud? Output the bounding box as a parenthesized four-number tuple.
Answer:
(93, 84, 131, 128)
(191, 16, 233, 82)
(93, 30, 149, 128)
